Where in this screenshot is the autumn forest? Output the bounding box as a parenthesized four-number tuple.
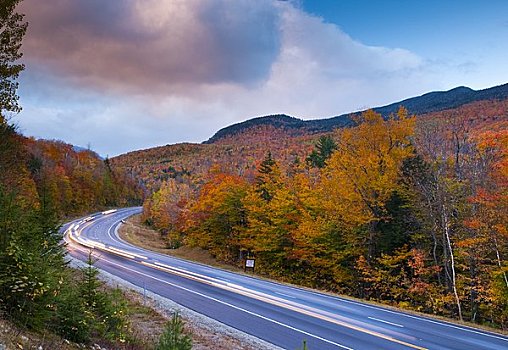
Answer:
(126, 104, 508, 329)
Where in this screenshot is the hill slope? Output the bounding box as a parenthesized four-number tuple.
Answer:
(205, 83, 508, 143)
(112, 83, 508, 191)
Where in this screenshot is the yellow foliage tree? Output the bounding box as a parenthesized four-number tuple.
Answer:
(322, 108, 415, 259)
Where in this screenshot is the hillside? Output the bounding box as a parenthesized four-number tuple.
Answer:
(205, 83, 508, 144)
(112, 84, 508, 192)
(137, 104, 508, 328)
(109, 84, 508, 330)
(111, 129, 318, 192)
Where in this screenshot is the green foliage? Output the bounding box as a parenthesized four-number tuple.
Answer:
(155, 312, 192, 350)
(0, 0, 27, 115)
(255, 151, 281, 202)
(80, 252, 129, 341)
(51, 253, 130, 343)
(52, 273, 91, 343)
(256, 151, 278, 201)
(306, 135, 337, 168)
(376, 191, 416, 256)
(0, 184, 67, 330)
(297, 340, 309, 350)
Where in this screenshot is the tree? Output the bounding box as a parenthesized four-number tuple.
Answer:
(184, 172, 248, 262)
(0, 184, 67, 330)
(145, 179, 193, 246)
(255, 151, 280, 201)
(77, 251, 129, 341)
(0, 0, 27, 117)
(306, 135, 337, 168)
(156, 312, 192, 350)
(323, 108, 415, 260)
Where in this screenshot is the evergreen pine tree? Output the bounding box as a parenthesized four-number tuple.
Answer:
(255, 152, 280, 201)
(0, 0, 27, 116)
(306, 135, 337, 168)
(156, 312, 192, 350)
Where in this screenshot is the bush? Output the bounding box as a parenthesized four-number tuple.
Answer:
(52, 254, 129, 343)
(155, 312, 192, 350)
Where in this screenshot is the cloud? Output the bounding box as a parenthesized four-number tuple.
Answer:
(20, 0, 282, 94)
(17, 0, 435, 156)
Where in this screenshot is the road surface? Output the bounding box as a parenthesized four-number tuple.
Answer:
(63, 207, 508, 350)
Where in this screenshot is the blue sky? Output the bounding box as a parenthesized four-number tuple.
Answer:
(302, 0, 508, 88)
(14, 0, 508, 156)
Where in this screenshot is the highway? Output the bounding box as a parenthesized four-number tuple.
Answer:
(63, 208, 508, 350)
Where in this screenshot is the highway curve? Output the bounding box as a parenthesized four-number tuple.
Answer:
(63, 208, 508, 350)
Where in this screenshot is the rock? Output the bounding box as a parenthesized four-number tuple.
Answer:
(20, 335, 28, 342)
(0, 343, 6, 350)
(38, 346, 43, 350)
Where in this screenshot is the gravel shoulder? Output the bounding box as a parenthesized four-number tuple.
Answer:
(68, 257, 281, 350)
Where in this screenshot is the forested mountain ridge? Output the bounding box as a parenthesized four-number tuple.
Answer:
(112, 88, 508, 193)
(205, 83, 508, 144)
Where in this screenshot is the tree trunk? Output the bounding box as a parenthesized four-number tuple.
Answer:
(493, 238, 508, 289)
(442, 204, 463, 321)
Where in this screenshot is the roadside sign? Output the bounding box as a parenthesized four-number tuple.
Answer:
(245, 258, 255, 272)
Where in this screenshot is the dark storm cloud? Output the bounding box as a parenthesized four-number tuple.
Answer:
(20, 0, 282, 93)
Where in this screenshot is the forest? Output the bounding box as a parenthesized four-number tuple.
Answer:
(142, 106, 508, 329)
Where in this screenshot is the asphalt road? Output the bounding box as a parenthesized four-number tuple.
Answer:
(63, 207, 508, 350)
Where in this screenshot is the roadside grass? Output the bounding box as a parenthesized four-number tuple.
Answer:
(119, 214, 508, 337)
(0, 317, 80, 350)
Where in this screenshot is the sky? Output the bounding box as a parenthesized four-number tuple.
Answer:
(13, 0, 508, 157)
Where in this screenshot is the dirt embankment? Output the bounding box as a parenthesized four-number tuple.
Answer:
(119, 215, 241, 272)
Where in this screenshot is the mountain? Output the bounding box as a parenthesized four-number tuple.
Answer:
(112, 83, 508, 191)
(205, 83, 508, 144)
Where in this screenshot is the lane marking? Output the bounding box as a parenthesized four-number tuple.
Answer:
(276, 292, 296, 299)
(368, 317, 404, 328)
(69, 244, 353, 350)
(140, 262, 425, 350)
(332, 297, 508, 342)
(67, 214, 427, 350)
(67, 211, 508, 345)
(259, 271, 508, 343)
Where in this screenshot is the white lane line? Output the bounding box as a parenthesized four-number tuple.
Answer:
(77, 249, 353, 350)
(275, 292, 296, 299)
(368, 317, 404, 328)
(70, 211, 508, 345)
(334, 297, 508, 342)
(273, 283, 508, 342)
